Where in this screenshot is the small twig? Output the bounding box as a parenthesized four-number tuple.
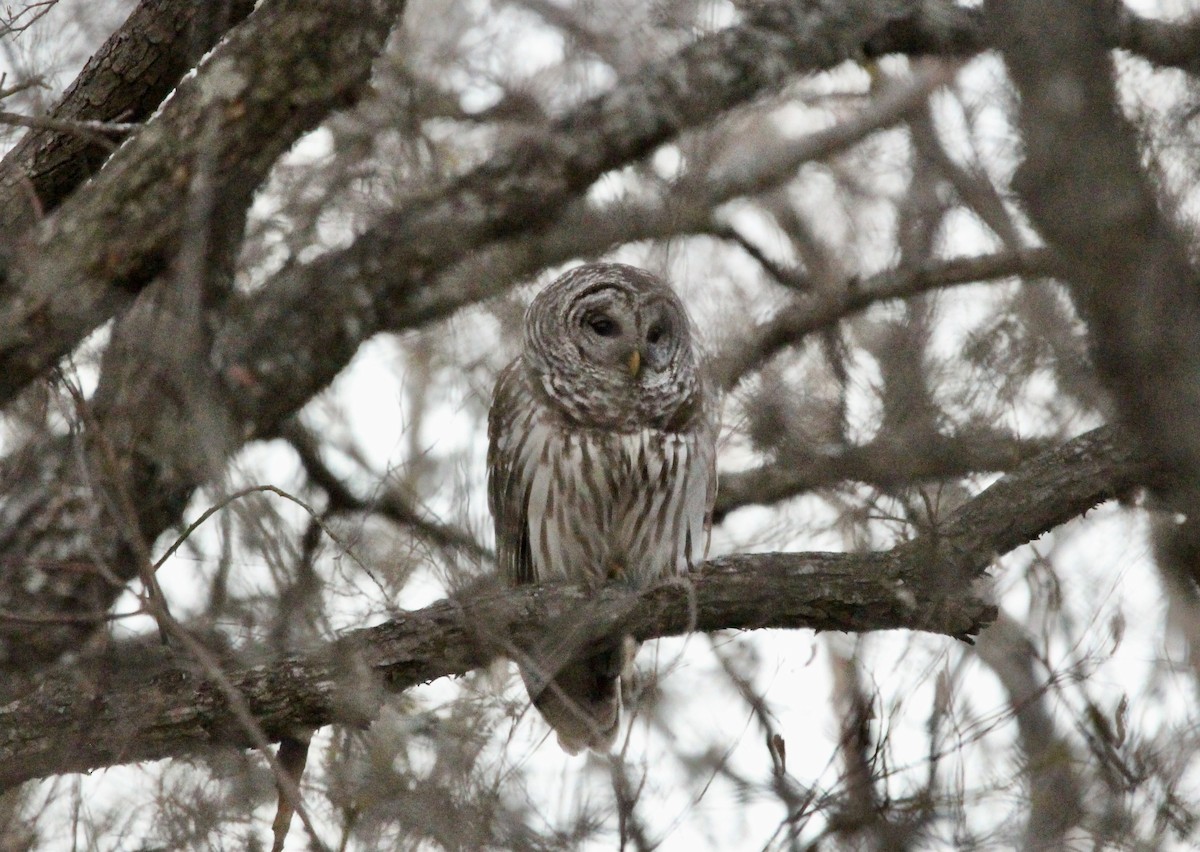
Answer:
(610, 757, 653, 852)
(0, 77, 45, 102)
(709, 222, 812, 292)
(280, 419, 491, 561)
(55, 375, 329, 851)
(0, 110, 135, 150)
(154, 483, 357, 573)
(0, 0, 58, 38)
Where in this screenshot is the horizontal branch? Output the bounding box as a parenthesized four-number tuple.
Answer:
(715, 247, 1056, 388)
(862, 2, 1200, 76)
(715, 431, 1055, 520)
(0, 425, 1148, 789)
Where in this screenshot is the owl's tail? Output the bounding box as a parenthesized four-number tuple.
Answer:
(520, 636, 638, 755)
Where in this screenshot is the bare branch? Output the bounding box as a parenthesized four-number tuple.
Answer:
(213, 0, 924, 433)
(715, 431, 1055, 521)
(715, 248, 1056, 389)
(990, 0, 1200, 590)
(861, 2, 1200, 76)
(0, 425, 1147, 788)
(0, 1, 58, 38)
(0, 0, 405, 406)
(394, 66, 949, 336)
(280, 420, 490, 560)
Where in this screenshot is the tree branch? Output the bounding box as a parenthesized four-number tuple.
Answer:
(862, 2, 1200, 76)
(0, 0, 256, 238)
(715, 431, 1055, 521)
(974, 612, 1085, 850)
(0, 0, 945, 676)
(989, 0, 1200, 588)
(0, 425, 1147, 789)
(0, 0, 406, 406)
(714, 248, 1055, 389)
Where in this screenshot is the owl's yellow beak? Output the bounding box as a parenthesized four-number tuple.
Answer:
(627, 349, 641, 379)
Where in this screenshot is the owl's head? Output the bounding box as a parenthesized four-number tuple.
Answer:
(522, 263, 701, 430)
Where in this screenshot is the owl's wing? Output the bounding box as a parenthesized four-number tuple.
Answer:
(695, 375, 719, 563)
(487, 359, 537, 585)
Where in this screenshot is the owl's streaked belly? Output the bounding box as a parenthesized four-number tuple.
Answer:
(521, 417, 707, 588)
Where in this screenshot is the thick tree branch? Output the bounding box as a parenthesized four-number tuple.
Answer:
(862, 3, 1200, 76)
(990, 1, 1200, 589)
(0, 0, 405, 406)
(379, 66, 950, 344)
(0, 0, 256, 238)
(0, 425, 1148, 789)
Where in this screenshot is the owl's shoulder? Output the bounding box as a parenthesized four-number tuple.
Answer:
(488, 356, 571, 445)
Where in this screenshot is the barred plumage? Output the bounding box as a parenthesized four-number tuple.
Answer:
(487, 263, 717, 753)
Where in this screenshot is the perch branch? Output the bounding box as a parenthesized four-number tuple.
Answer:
(0, 425, 1147, 789)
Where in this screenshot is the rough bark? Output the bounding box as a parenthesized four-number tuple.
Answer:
(0, 425, 1148, 789)
(0, 0, 406, 406)
(0, 0, 256, 238)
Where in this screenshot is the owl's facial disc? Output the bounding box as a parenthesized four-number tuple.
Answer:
(573, 290, 644, 379)
(570, 287, 682, 387)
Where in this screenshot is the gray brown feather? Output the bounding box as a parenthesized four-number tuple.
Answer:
(487, 262, 717, 753)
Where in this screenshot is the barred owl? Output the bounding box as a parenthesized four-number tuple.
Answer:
(487, 262, 717, 753)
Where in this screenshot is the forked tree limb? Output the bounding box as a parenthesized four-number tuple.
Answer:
(0, 425, 1148, 790)
(0, 0, 407, 406)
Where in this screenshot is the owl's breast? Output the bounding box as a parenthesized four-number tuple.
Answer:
(523, 411, 706, 588)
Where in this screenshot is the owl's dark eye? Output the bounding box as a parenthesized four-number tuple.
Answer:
(647, 323, 666, 345)
(587, 316, 620, 337)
